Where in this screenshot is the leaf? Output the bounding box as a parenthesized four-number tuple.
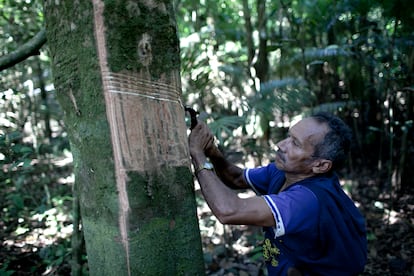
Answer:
(9, 194, 24, 209)
(248, 246, 264, 261)
(5, 131, 23, 143)
(260, 78, 307, 94)
(249, 78, 314, 115)
(208, 115, 246, 145)
(14, 225, 29, 235)
(11, 144, 33, 155)
(22, 158, 32, 168)
(209, 115, 245, 134)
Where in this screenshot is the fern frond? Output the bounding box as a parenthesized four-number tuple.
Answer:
(208, 115, 245, 144)
(260, 78, 307, 95)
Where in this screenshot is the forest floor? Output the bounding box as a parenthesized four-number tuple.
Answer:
(1, 154, 413, 276)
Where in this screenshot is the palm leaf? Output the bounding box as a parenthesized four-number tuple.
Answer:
(249, 77, 314, 115)
(208, 115, 246, 145)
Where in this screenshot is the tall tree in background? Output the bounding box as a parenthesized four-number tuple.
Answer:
(43, 0, 204, 274)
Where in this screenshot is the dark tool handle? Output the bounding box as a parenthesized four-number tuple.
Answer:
(184, 106, 199, 130)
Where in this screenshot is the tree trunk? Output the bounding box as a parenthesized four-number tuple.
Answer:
(43, 0, 204, 275)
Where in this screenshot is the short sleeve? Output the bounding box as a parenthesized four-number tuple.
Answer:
(263, 185, 319, 238)
(244, 163, 285, 195)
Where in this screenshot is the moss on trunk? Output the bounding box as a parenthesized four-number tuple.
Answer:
(44, 0, 204, 274)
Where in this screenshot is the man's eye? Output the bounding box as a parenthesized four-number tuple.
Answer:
(292, 139, 300, 147)
(287, 134, 300, 147)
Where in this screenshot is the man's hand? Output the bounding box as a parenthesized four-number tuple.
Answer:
(188, 121, 216, 157)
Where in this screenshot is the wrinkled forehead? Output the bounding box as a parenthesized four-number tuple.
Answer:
(290, 118, 329, 145)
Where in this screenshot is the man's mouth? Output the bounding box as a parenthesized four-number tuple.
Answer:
(276, 151, 285, 162)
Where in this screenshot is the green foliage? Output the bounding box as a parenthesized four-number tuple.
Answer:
(0, 2, 73, 272)
(0, 0, 44, 50)
(255, 78, 313, 114)
(178, 0, 413, 187)
(208, 115, 246, 147)
(0, 0, 413, 274)
(39, 239, 71, 270)
(0, 261, 15, 276)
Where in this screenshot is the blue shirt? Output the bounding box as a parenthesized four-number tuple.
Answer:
(244, 163, 367, 275)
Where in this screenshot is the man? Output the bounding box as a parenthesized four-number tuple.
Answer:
(188, 112, 367, 276)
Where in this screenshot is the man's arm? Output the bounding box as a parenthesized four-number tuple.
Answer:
(205, 143, 249, 190)
(189, 121, 248, 189)
(189, 122, 275, 227)
(192, 150, 274, 226)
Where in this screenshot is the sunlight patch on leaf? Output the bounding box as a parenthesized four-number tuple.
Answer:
(208, 115, 245, 146)
(14, 226, 30, 236)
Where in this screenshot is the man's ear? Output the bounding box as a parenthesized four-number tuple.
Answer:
(312, 159, 332, 174)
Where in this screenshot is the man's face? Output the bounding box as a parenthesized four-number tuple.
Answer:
(274, 118, 328, 174)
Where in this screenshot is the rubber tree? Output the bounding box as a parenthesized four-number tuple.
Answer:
(43, 0, 204, 275)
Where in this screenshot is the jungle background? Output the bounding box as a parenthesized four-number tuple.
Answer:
(0, 0, 413, 275)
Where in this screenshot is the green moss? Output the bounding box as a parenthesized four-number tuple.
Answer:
(46, 0, 117, 220)
(127, 167, 195, 223)
(45, 1, 204, 273)
(82, 216, 129, 275)
(103, 1, 180, 79)
(126, 167, 204, 274)
(128, 215, 204, 275)
(80, 166, 204, 274)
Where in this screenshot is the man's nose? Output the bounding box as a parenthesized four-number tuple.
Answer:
(276, 139, 286, 151)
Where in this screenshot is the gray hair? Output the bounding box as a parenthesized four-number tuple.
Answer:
(311, 112, 353, 171)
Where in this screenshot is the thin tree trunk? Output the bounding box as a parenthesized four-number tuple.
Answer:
(242, 0, 254, 69)
(71, 182, 83, 276)
(36, 58, 52, 140)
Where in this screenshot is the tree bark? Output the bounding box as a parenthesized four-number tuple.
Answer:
(43, 0, 204, 275)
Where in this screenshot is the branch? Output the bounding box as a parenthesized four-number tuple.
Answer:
(0, 28, 47, 72)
